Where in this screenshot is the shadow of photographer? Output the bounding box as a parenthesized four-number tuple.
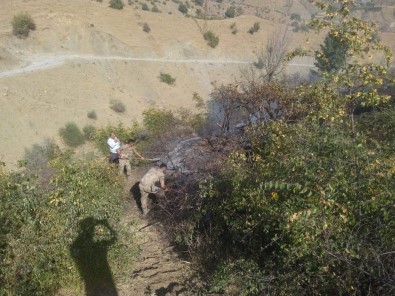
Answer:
(70, 217, 118, 296)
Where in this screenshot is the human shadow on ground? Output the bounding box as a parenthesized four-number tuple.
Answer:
(70, 217, 118, 296)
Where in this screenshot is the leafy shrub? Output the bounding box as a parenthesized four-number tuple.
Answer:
(143, 23, 151, 32)
(248, 22, 260, 34)
(109, 0, 124, 9)
(0, 152, 137, 295)
(110, 99, 126, 113)
(142, 3, 149, 10)
(59, 122, 85, 147)
(225, 6, 236, 18)
(159, 72, 176, 85)
(87, 110, 97, 119)
(82, 124, 96, 140)
(11, 13, 36, 38)
(203, 31, 219, 48)
(178, 3, 188, 14)
(152, 5, 160, 12)
(194, 0, 203, 5)
(290, 13, 301, 21)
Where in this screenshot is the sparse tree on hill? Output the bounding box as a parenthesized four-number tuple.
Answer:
(253, 29, 289, 82)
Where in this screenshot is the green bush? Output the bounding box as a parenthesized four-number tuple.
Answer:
(290, 13, 301, 21)
(109, 0, 124, 9)
(110, 99, 126, 113)
(159, 72, 176, 85)
(203, 31, 219, 48)
(193, 0, 203, 6)
(152, 5, 160, 12)
(225, 6, 236, 18)
(178, 3, 188, 14)
(248, 22, 260, 34)
(59, 122, 85, 147)
(87, 110, 97, 119)
(142, 3, 149, 10)
(82, 124, 96, 140)
(11, 13, 36, 38)
(0, 152, 137, 295)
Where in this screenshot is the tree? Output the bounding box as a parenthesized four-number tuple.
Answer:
(314, 33, 348, 73)
(253, 29, 289, 82)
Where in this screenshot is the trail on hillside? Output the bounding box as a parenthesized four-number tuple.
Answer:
(0, 54, 314, 79)
(115, 168, 198, 296)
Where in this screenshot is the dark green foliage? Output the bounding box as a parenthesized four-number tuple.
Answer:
(159, 72, 176, 85)
(248, 22, 260, 34)
(11, 13, 36, 38)
(225, 6, 236, 18)
(0, 151, 136, 295)
(193, 0, 203, 6)
(203, 31, 219, 48)
(110, 99, 126, 113)
(193, 110, 395, 294)
(59, 122, 85, 147)
(178, 3, 188, 14)
(142, 3, 149, 10)
(87, 110, 97, 119)
(315, 33, 349, 73)
(109, 0, 124, 9)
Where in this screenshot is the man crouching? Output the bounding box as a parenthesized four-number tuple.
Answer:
(139, 164, 167, 215)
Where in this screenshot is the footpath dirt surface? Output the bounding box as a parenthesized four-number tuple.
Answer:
(116, 168, 197, 296)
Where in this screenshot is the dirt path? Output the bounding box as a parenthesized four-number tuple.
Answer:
(117, 169, 197, 296)
(0, 54, 314, 79)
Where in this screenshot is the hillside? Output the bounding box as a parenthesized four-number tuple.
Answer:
(0, 0, 394, 168)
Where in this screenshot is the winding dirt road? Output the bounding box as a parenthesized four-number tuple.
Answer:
(0, 54, 314, 79)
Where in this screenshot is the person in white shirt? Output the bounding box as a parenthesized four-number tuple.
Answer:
(139, 164, 167, 215)
(107, 132, 121, 163)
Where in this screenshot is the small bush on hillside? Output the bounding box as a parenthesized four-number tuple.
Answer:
(152, 5, 161, 12)
(230, 22, 238, 34)
(159, 72, 176, 85)
(59, 122, 85, 147)
(109, 0, 124, 9)
(87, 110, 97, 119)
(178, 3, 188, 14)
(225, 6, 236, 18)
(142, 3, 149, 10)
(203, 31, 219, 48)
(11, 13, 36, 38)
(83, 124, 96, 141)
(143, 23, 151, 33)
(290, 13, 301, 21)
(248, 22, 260, 34)
(110, 99, 126, 113)
(194, 0, 203, 6)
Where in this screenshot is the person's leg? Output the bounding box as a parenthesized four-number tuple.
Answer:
(139, 185, 150, 215)
(119, 159, 126, 176)
(124, 160, 132, 177)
